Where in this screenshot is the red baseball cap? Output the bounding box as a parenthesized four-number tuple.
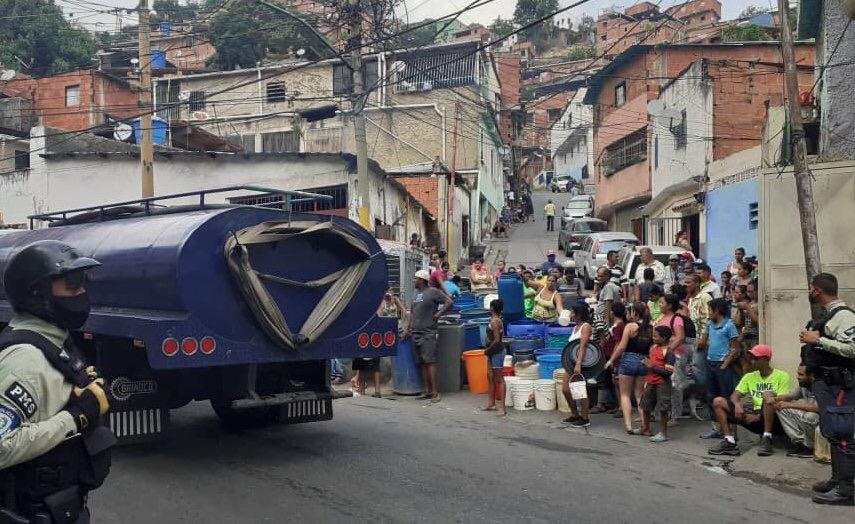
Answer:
(749, 344, 773, 359)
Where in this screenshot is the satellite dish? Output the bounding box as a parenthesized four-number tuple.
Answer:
(179, 90, 191, 101)
(296, 48, 306, 56)
(0, 70, 16, 81)
(113, 122, 133, 142)
(192, 111, 209, 121)
(647, 99, 665, 116)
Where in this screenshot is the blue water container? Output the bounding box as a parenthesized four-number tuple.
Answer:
(464, 323, 481, 349)
(546, 334, 569, 350)
(546, 324, 575, 337)
(452, 297, 477, 312)
(468, 318, 492, 345)
(151, 50, 167, 69)
(498, 273, 524, 323)
(459, 308, 490, 321)
(507, 319, 546, 341)
(537, 353, 562, 379)
(393, 339, 423, 395)
(134, 116, 169, 146)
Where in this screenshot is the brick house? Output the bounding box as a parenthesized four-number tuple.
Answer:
(583, 42, 815, 236)
(0, 69, 138, 132)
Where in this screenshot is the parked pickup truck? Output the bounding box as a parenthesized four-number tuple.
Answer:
(0, 186, 397, 443)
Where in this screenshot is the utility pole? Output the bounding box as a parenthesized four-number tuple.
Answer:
(347, 0, 371, 231)
(777, 0, 822, 314)
(446, 102, 460, 266)
(138, 0, 155, 197)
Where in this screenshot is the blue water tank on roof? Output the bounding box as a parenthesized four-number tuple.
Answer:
(133, 116, 169, 146)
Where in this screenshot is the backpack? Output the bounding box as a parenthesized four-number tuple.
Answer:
(670, 313, 697, 339)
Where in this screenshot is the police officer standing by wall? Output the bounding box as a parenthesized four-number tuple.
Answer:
(0, 240, 114, 522)
(799, 272, 855, 506)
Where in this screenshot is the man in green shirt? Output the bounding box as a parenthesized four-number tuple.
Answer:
(708, 344, 790, 457)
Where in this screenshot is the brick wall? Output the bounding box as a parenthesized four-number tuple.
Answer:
(395, 176, 440, 217)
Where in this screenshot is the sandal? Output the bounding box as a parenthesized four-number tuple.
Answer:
(372, 393, 382, 398)
(631, 428, 652, 436)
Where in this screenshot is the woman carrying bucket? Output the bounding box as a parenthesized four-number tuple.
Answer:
(481, 299, 506, 416)
(561, 303, 594, 428)
(531, 275, 564, 323)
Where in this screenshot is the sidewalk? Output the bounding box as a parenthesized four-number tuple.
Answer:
(377, 389, 831, 496)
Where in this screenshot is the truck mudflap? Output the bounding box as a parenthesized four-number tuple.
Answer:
(229, 387, 352, 411)
(108, 408, 170, 444)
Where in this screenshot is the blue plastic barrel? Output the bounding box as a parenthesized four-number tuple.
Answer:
(546, 334, 569, 350)
(537, 353, 562, 379)
(151, 50, 167, 69)
(459, 308, 490, 321)
(546, 324, 575, 336)
(507, 319, 546, 341)
(468, 318, 492, 345)
(452, 297, 477, 312)
(134, 116, 169, 146)
(463, 323, 481, 349)
(510, 336, 543, 352)
(498, 273, 524, 323)
(393, 339, 423, 395)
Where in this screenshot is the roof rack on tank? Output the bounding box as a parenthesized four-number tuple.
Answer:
(27, 185, 334, 228)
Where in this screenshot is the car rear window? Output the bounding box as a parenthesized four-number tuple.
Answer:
(598, 240, 633, 253)
(574, 221, 607, 232)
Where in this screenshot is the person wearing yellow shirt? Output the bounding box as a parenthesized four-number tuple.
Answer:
(544, 200, 556, 232)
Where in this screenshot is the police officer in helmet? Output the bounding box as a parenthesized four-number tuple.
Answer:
(800, 272, 855, 506)
(0, 240, 113, 522)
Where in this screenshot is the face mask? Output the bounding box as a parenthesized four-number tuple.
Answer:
(51, 293, 91, 330)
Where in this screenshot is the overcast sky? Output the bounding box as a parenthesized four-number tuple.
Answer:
(59, 0, 772, 34)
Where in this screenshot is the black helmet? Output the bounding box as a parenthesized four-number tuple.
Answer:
(3, 240, 100, 315)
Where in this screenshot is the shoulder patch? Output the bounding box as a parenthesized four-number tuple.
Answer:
(845, 326, 855, 337)
(4, 382, 37, 419)
(0, 405, 21, 438)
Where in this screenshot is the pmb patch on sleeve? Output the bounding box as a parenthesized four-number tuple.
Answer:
(4, 382, 37, 419)
(845, 326, 855, 337)
(0, 405, 21, 438)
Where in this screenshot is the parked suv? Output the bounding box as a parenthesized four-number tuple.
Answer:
(573, 232, 639, 288)
(550, 173, 572, 192)
(558, 218, 608, 255)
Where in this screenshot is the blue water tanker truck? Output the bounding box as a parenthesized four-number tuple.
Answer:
(0, 187, 397, 443)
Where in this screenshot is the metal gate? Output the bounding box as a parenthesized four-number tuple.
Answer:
(645, 217, 685, 246)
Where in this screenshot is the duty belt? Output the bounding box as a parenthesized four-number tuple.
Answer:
(818, 367, 855, 389)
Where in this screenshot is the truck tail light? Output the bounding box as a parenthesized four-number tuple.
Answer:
(162, 338, 179, 357)
(370, 333, 383, 348)
(181, 337, 198, 356)
(200, 336, 216, 354)
(357, 333, 370, 348)
(384, 331, 396, 346)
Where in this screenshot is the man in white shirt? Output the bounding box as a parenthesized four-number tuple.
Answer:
(632, 247, 666, 285)
(696, 262, 723, 299)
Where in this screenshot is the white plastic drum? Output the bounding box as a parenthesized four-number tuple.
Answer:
(553, 369, 572, 413)
(534, 379, 557, 411)
(503, 376, 519, 407)
(512, 379, 536, 410)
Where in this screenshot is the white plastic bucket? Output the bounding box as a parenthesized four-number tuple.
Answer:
(512, 379, 536, 410)
(503, 376, 519, 407)
(568, 374, 587, 400)
(503, 355, 514, 367)
(514, 362, 540, 380)
(534, 379, 557, 411)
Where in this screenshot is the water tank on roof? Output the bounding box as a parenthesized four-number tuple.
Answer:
(159, 22, 171, 36)
(151, 50, 167, 69)
(133, 116, 169, 146)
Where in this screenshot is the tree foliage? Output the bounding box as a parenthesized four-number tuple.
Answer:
(489, 16, 515, 38)
(0, 0, 97, 75)
(207, 0, 323, 70)
(151, 0, 201, 25)
(738, 6, 770, 19)
(513, 0, 558, 41)
(385, 19, 438, 49)
(721, 24, 771, 42)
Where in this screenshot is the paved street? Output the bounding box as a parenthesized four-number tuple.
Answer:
(89, 195, 850, 523)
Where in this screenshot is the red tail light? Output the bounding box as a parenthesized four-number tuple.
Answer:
(370, 333, 383, 348)
(181, 337, 198, 356)
(162, 338, 179, 357)
(384, 331, 396, 346)
(200, 336, 216, 355)
(357, 333, 370, 348)
(570, 236, 578, 242)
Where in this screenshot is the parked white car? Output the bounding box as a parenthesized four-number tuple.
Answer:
(560, 195, 595, 227)
(573, 232, 639, 288)
(550, 173, 572, 192)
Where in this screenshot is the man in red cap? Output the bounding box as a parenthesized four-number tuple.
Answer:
(708, 344, 790, 457)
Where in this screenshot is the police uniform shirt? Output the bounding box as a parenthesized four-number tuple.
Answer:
(0, 314, 78, 469)
(819, 299, 855, 360)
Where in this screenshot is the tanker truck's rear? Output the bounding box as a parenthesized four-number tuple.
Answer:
(0, 188, 397, 443)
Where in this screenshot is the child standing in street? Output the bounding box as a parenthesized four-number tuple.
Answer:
(481, 299, 506, 416)
(638, 325, 676, 442)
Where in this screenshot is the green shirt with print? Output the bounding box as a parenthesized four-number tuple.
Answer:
(736, 368, 790, 411)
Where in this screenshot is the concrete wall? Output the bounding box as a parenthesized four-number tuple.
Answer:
(819, 0, 855, 159)
(705, 177, 758, 277)
(550, 89, 592, 183)
(760, 160, 855, 375)
(651, 62, 711, 198)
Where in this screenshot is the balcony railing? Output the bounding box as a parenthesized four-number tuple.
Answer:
(599, 128, 647, 176)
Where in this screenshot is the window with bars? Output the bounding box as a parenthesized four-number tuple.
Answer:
(261, 131, 299, 152)
(615, 82, 626, 107)
(65, 85, 80, 107)
(748, 202, 759, 230)
(599, 128, 647, 176)
(266, 82, 287, 103)
(189, 90, 206, 112)
(392, 50, 476, 93)
(332, 62, 380, 96)
(156, 81, 180, 121)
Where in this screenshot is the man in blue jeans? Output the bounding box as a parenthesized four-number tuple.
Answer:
(699, 298, 741, 439)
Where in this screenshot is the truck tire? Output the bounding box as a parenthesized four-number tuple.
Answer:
(210, 399, 279, 429)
